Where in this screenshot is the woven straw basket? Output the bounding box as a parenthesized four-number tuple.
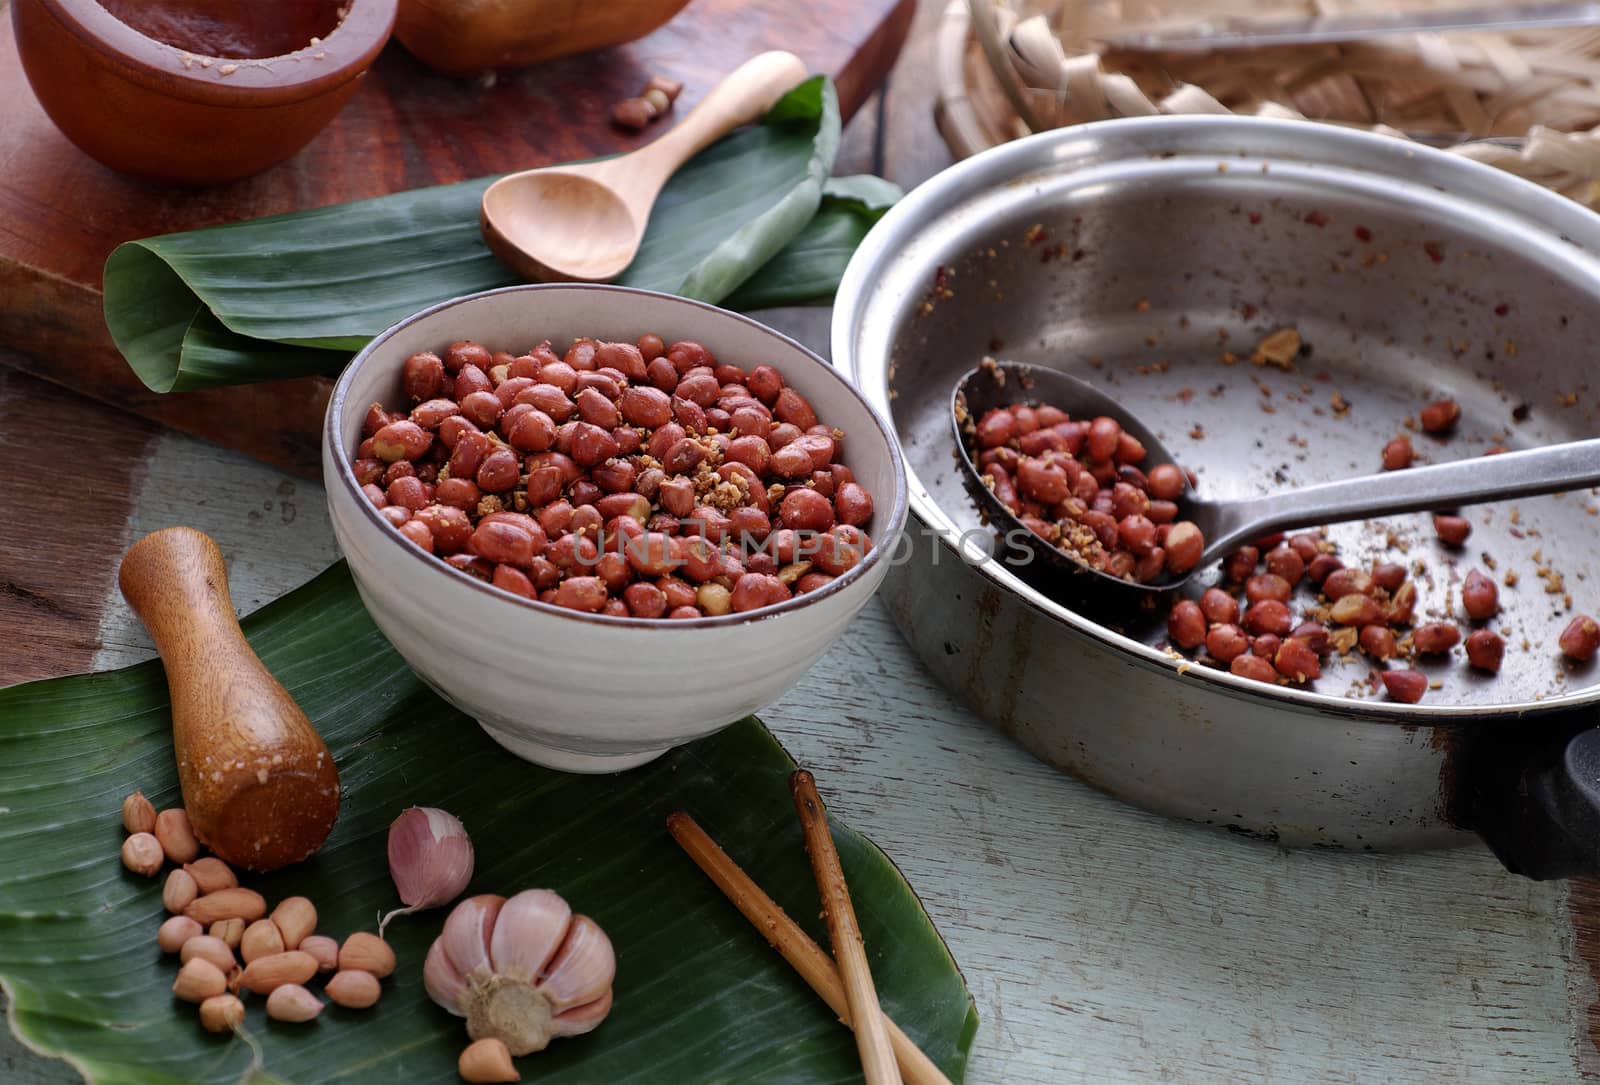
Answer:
(936, 0, 1600, 206)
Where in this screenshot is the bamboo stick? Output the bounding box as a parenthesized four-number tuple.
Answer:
(790, 770, 903, 1085)
(666, 810, 952, 1085)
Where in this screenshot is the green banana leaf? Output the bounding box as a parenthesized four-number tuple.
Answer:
(724, 175, 902, 311)
(0, 564, 977, 1085)
(104, 77, 891, 395)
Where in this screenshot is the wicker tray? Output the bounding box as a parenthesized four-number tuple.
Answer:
(935, 0, 1600, 206)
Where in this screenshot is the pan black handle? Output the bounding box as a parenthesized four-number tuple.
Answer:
(1471, 719, 1600, 879)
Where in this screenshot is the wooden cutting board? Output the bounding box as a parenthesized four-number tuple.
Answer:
(0, 0, 914, 477)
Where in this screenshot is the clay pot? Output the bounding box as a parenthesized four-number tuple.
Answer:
(394, 0, 692, 76)
(12, 0, 398, 184)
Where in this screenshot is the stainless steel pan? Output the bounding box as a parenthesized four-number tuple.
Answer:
(832, 116, 1600, 876)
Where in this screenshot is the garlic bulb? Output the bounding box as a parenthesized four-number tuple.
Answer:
(380, 806, 474, 937)
(424, 890, 615, 1056)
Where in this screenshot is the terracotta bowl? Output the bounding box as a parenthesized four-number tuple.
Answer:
(323, 285, 909, 774)
(12, 0, 397, 184)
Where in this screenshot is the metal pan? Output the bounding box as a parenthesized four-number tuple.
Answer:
(832, 116, 1600, 876)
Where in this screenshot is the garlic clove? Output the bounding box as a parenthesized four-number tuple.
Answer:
(440, 894, 504, 982)
(488, 890, 569, 984)
(551, 989, 613, 1038)
(388, 807, 475, 909)
(534, 914, 615, 1013)
(424, 937, 468, 1015)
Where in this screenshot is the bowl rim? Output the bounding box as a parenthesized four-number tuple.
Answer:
(28, 0, 397, 100)
(326, 283, 910, 630)
(833, 112, 1600, 720)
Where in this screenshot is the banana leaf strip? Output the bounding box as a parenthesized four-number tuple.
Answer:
(105, 78, 873, 394)
(723, 175, 902, 311)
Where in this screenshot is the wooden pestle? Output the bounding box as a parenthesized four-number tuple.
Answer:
(118, 527, 340, 871)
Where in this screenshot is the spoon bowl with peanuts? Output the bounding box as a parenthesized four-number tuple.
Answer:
(953, 360, 1600, 598)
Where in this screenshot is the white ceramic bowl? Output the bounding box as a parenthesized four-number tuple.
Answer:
(324, 285, 908, 772)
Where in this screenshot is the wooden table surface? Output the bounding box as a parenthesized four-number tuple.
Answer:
(7, 2, 1600, 1083)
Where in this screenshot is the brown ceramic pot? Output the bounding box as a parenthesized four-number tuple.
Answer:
(394, 0, 692, 76)
(13, 0, 398, 184)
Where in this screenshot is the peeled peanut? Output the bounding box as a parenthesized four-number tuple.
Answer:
(173, 958, 227, 1003)
(459, 1038, 520, 1083)
(235, 950, 318, 995)
(325, 970, 382, 1009)
(270, 896, 317, 950)
(338, 932, 395, 979)
(299, 935, 339, 973)
(158, 915, 203, 954)
(163, 869, 198, 914)
(210, 918, 245, 949)
(241, 919, 285, 964)
(180, 935, 237, 974)
(199, 994, 245, 1034)
(121, 833, 164, 877)
(184, 857, 237, 894)
(154, 809, 200, 864)
(265, 983, 324, 1023)
(121, 791, 157, 834)
(184, 888, 266, 925)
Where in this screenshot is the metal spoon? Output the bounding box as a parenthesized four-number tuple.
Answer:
(479, 51, 807, 284)
(953, 361, 1600, 596)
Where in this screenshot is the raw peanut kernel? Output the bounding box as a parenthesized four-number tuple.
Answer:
(326, 969, 383, 1009)
(265, 983, 324, 1023)
(199, 994, 245, 1034)
(158, 916, 203, 954)
(210, 918, 245, 949)
(241, 918, 285, 964)
(184, 888, 267, 926)
(173, 958, 228, 1003)
(163, 869, 198, 914)
(270, 896, 317, 950)
(180, 935, 237, 974)
(121, 791, 156, 834)
(153, 809, 200, 864)
(121, 833, 164, 878)
(299, 934, 340, 973)
(184, 858, 237, 895)
(234, 950, 319, 995)
(459, 1038, 520, 1084)
(339, 932, 396, 979)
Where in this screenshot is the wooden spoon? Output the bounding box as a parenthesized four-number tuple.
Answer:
(118, 527, 340, 872)
(480, 50, 809, 283)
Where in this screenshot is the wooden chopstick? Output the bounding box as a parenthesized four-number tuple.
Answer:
(666, 810, 953, 1085)
(790, 770, 904, 1085)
